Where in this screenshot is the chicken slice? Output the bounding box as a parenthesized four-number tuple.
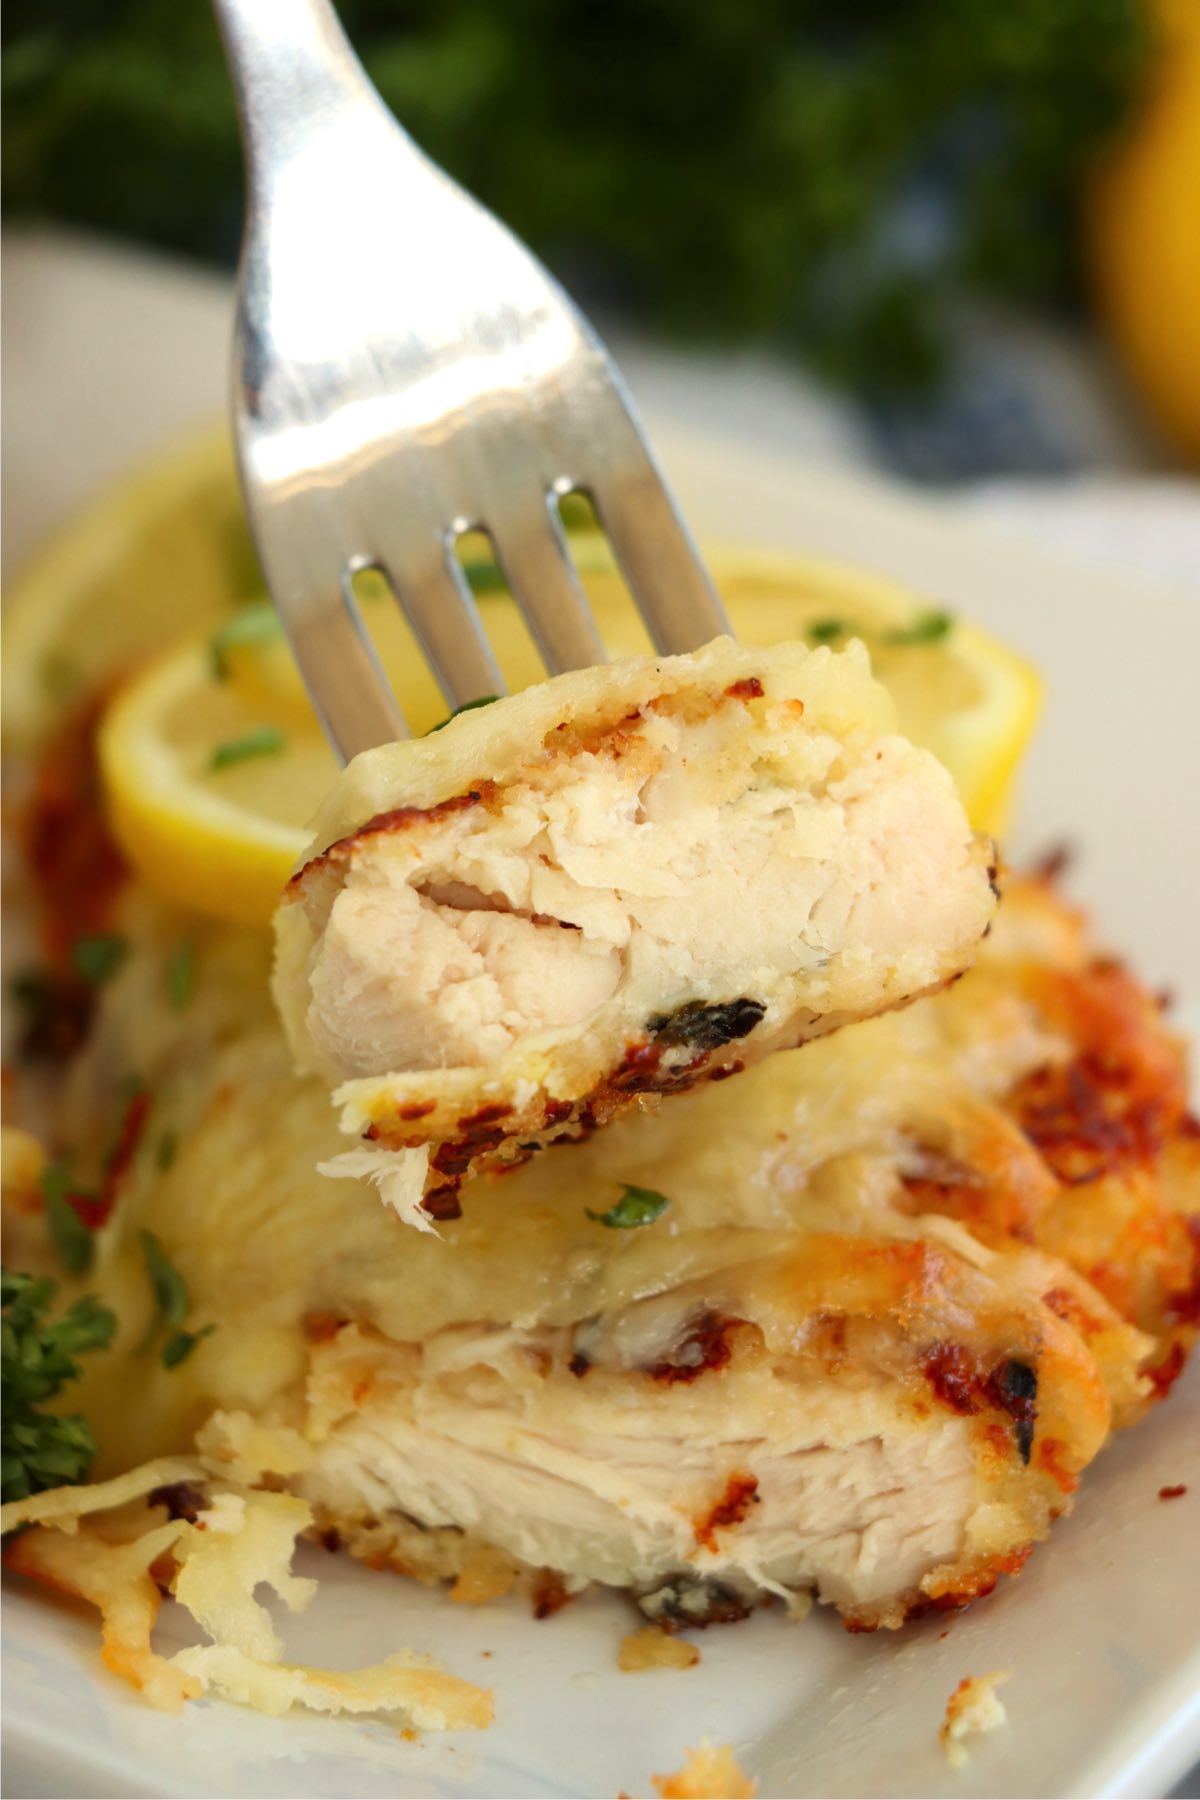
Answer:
(294, 1229, 1126, 1628)
(26, 873, 1196, 1632)
(274, 636, 996, 1222)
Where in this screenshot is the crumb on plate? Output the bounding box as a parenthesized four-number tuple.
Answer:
(939, 1669, 1011, 1768)
(652, 1739, 757, 1797)
(618, 1625, 700, 1672)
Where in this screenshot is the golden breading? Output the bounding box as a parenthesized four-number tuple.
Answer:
(13, 871, 1194, 1640)
(273, 636, 995, 1223)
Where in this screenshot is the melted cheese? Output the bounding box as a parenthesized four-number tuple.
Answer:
(62, 884, 1058, 1473)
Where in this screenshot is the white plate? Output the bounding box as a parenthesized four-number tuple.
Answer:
(4, 430, 1199, 1800)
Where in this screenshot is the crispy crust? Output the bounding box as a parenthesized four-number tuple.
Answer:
(284, 877, 1198, 1631)
(275, 637, 995, 1220)
(895, 879, 1200, 1415)
(9, 837, 1198, 1640)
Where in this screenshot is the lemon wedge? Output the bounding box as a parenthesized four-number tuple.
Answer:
(98, 536, 1040, 928)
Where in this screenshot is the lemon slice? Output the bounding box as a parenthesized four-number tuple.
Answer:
(98, 641, 337, 926)
(99, 538, 1040, 928)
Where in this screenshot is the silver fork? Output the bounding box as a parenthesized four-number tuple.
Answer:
(213, 0, 729, 762)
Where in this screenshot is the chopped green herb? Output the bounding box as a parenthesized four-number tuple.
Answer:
(586, 1184, 671, 1230)
(161, 1323, 217, 1370)
(101, 1074, 149, 1169)
(882, 609, 953, 645)
(208, 602, 280, 678)
(1, 1272, 117, 1504)
(557, 493, 598, 534)
(117, 1071, 147, 1104)
(463, 560, 507, 594)
(208, 726, 287, 772)
(166, 940, 198, 1012)
(138, 1229, 189, 1353)
(39, 651, 80, 701)
(427, 695, 500, 734)
(351, 568, 391, 606)
(222, 521, 266, 603)
(157, 1130, 178, 1172)
(71, 934, 128, 987)
(138, 1232, 213, 1366)
(40, 1162, 96, 1277)
(807, 618, 851, 644)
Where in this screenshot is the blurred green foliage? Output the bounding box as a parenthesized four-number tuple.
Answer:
(1, 0, 1146, 391)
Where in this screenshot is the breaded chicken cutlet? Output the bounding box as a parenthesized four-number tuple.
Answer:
(12, 873, 1194, 1648)
(274, 637, 996, 1224)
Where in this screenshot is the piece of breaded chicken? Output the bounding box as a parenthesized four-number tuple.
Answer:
(274, 636, 996, 1223)
(32, 875, 1196, 1636)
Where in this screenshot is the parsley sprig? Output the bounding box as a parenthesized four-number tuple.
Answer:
(208, 603, 282, 678)
(806, 608, 954, 648)
(137, 1231, 215, 1368)
(1, 1272, 116, 1506)
(40, 1160, 98, 1276)
(165, 940, 197, 1012)
(208, 726, 286, 772)
(427, 695, 500, 734)
(586, 1184, 671, 1229)
(71, 934, 128, 987)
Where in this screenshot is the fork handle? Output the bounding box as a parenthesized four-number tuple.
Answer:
(213, 0, 402, 185)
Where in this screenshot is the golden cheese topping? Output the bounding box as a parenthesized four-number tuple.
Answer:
(273, 636, 995, 1223)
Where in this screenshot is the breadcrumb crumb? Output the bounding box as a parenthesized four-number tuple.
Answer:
(617, 1626, 700, 1672)
(939, 1669, 1011, 1768)
(652, 1739, 757, 1797)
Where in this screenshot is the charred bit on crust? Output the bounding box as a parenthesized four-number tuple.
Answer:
(648, 999, 767, 1053)
(148, 1481, 209, 1523)
(638, 1575, 753, 1632)
(288, 783, 499, 892)
(531, 1569, 573, 1619)
(920, 1343, 1038, 1464)
(644, 1312, 745, 1384)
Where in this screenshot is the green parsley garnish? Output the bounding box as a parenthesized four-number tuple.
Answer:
(463, 560, 507, 594)
(208, 726, 286, 771)
(117, 1071, 147, 1104)
(427, 695, 500, 734)
(138, 1230, 213, 1368)
(102, 1074, 149, 1169)
(157, 1130, 178, 1172)
(586, 1184, 671, 1229)
(1, 1272, 117, 1505)
(807, 618, 851, 644)
(40, 1161, 96, 1277)
(39, 651, 80, 701)
(139, 1230, 188, 1336)
(166, 940, 198, 1012)
(208, 603, 281, 678)
(71, 934, 128, 987)
(161, 1324, 217, 1369)
(882, 609, 953, 645)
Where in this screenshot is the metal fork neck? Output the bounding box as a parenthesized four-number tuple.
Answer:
(213, 0, 404, 179)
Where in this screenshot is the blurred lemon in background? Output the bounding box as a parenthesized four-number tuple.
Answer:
(1089, 0, 1200, 463)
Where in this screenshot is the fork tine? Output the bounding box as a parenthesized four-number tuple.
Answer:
(490, 500, 606, 674)
(283, 576, 410, 761)
(219, 0, 730, 742)
(590, 460, 731, 655)
(384, 546, 507, 709)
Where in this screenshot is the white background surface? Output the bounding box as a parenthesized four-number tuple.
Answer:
(2, 231, 1200, 1800)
